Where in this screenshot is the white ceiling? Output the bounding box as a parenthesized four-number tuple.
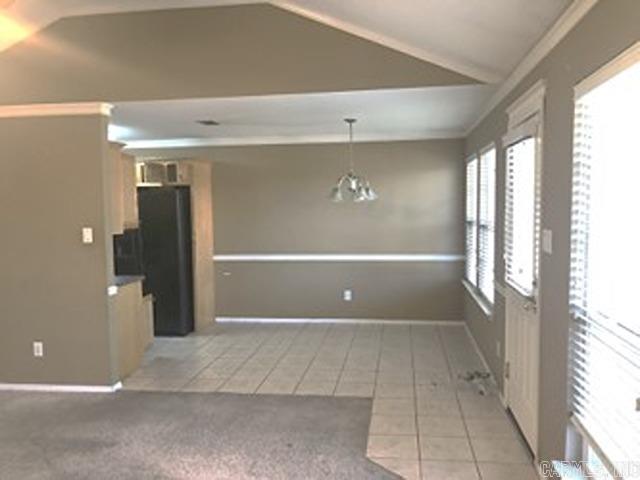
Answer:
(111, 85, 495, 149)
(274, 0, 572, 83)
(2, 0, 572, 82)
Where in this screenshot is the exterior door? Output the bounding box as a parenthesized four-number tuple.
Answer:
(503, 130, 541, 454)
(505, 287, 539, 452)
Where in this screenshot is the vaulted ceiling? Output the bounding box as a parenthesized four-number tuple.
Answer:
(2, 0, 572, 83)
(0, 0, 577, 147)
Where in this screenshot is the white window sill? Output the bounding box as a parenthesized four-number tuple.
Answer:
(462, 279, 493, 318)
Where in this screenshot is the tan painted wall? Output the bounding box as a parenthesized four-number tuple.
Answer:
(215, 261, 464, 321)
(0, 114, 117, 385)
(213, 141, 464, 255)
(0, 4, 475, 106)
(134, 140, 465, 320)
(463, 0, 640, 463)
(190, 161, 215, 330)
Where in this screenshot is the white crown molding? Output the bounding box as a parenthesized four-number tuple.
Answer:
(506, 79, 546, 128)
(0, 381, 122, 393)
(216, 317, 465, 326)
(213, 253, 465, 263)
(0, 102, 113, 118)
(269, 1, 501, 84)
(466, 0, 599, 135)
(122, 130, 464, 150)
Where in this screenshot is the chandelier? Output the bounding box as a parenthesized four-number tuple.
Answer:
(330, 118, 378, 202)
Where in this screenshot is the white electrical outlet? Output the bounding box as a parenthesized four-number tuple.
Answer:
(33, 341, 44, 358)
(343, 289, 353, 302)
(496, 341, 502, 359)
(82, 227, 94, 244)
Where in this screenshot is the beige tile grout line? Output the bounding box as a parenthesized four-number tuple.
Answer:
(290, 323, 332, 394)
(330, 324, 359, 395)
(365, 325, 418, 479)
(371, 323, 384, 394)
(217, 324, 293, 391)
(368, 322, 384, 398)
(365, 324, 390, 475)
(437, 326, 484, 480)
(179, 324, 261, 387)
(128, 323, 258, 390)
(251, 323, 311, 393)
(287, 325, 333, 395)
(410, 324, 423, 480)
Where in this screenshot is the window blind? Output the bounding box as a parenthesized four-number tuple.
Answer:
(478, 148, 496, 303)
(569, 56, 640, 478)
(504, 132, 539, 298)
(465, 157, 478, 285)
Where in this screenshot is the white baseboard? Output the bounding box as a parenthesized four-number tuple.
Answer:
(463, 323, 506, 400)
(463, 323, 493, 374)
(216, 317, 465, 326)
(0, 382, 122, 393)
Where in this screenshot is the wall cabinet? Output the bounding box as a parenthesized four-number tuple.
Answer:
(109, 143, 139, 234)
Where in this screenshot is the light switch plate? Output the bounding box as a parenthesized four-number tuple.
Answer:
(343, 289, 353, 302)
(542, 229, 553, 254)
(82, 227, 94, 244)
(33, 341, 44, 358)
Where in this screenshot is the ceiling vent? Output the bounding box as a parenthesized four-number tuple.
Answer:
(196, 119, 220, 126)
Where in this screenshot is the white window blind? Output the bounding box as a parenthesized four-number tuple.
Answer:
(478, 147, 496, 303)
(504, 130, 539, 298)
(569, 49, 640, 479)
(465, 157, 478, 285)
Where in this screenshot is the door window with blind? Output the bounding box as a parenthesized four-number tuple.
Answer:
(504, 119, 540, 299)
(569, 44, 640, 479)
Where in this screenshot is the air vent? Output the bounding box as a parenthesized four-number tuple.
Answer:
(137, 162, 192, 186)
(196, 119, 220, 126)
(137, 162, 166, 184)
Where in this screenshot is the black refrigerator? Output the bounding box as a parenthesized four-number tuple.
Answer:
(138, 186, 194, 336)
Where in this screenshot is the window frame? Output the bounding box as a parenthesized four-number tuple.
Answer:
(463, 143, 497, 315)
(477, 144, 497, 304)
(568, 41, 640, 480)
(465, 155, 479, 287)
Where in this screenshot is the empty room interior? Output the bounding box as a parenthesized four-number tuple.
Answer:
(0, 1, 639, 479)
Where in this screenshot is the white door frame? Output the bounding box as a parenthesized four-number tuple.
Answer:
(502, 80, 546, 456)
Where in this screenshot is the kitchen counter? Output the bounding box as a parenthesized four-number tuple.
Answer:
(113, 275, 145, 287)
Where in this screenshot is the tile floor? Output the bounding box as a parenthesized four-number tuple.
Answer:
(123, 322, 538, 480)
